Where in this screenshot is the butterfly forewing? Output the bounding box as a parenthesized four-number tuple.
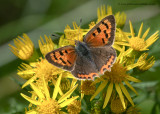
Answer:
(45, 46, 77, 71)
(84, 15, 115, 47)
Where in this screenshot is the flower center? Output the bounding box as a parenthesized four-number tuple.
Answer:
(38, 99, 60, 114)
(111, 98, 127, 113)
(129, 37, 146, 51)
(81, 80, 96, 95)
(103, 63, 127, 83)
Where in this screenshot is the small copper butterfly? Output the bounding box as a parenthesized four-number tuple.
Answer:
(45, 15, 117, 80)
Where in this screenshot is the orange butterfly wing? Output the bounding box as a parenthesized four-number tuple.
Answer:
(84, 15, 115, 47)
(45, 46, 77, 71)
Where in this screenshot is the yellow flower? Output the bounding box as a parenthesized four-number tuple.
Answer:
(91, 47, 143, 109)
(9, 33, 36, 61)
(126, 106, 141, 114)
(97, 5, 126, 27)
(18, 58, 64, 88)
(59, 22, 88, 47)
(39, 35, 55, 56)
(115, 12, 126, 28)
(110, 98, 127, 113)
(117, 21, 159, 52)
(81, 80, 96, 95)
(67, 100, 81, 114)
(137, 53, 155, 71)
(21, 74, 79, 114)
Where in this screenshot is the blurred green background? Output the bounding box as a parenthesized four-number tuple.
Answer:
(0, 0, 160, 113)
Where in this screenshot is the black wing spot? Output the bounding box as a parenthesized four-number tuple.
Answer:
(102, 38, 105, 44)
(92, 33, 96, 37)
(65, 50, 68, 54)
(67, 60, 72, 65)
(59, 51, 64, 56)
(102, 21, 109, 29)
(54, 54, 58, 60)
(60, 57, 66, 64)
(97, 27, 101, 33)
(105, 33, 108, 38)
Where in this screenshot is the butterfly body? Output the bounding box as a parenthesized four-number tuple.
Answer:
(75, 41, 94, 62)
(46, 15, 117, 80)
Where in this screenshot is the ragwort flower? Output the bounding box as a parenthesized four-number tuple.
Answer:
(91, 47, 143, 109)
(21, 74, 79, 114)
(9, 33, 37, 61)
(137, 53, 155, 71)
(97, 5, 126, 28)
(39, 35, 55, 56)
(117, 21, 159, 53)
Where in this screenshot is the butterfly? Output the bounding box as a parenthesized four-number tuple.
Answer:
(45, 15, 117, 80)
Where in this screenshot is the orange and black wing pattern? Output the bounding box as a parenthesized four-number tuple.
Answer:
(45, 46, 77, 71)
(84, 15, 115, 47)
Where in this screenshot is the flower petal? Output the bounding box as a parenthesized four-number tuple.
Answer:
(103, 82, 113, 109)
(90, 81, 108, 101)
(20, 93, 40, 105)
(125, 80, 138, 95)
(115, 83, 126, 109)
(70, 78, 77, 88)
(30, 83, 45, 100)
(126, 75, 141, 82)
(22, 76, 37, 88)
(59, 96, 79, 108)
(58, 84, 78, 103)
(52, 74, 62, 100)
(138, 23, 143, 38)
(120, 82, 134, 106)
(52, 79, 64, 96)
(142, 28, 150, 39)
(129, 21, 135, 37)
(42, 75, 50, 100)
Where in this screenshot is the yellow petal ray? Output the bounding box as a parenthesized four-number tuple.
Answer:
(22, 76, 37, 88)
(52, 74, 62, 100)
(91, 77, 105, 86)
(114, 42, 130, 46)
(129, 20, 135, 37)
(42, 75, 50, 100)
(142, 28, 150, 39)
(117, 28, 129, 42)
(126, 75, 141, 82)
(120, 82, 134, 106)
(113, 44, 122, 52)
(138, 23, 143, 38)
(52, 79, 64, 96)
(126, 61, 144, 71)
(81, 80, 84, 100)
(58, 84, 78, 103)
(90, 81, 108, 101)
(123, 48, 133, 57)
(145, 31, 159, 48)
(124, 80, 138, 95)
(70, 78, 77, 88)
(115, 83, 126, 109)
(30, 83, 45, 100)
(59, 96, 79, 108)
(103, 82, 113, 109)
(20, 93, 40, 105)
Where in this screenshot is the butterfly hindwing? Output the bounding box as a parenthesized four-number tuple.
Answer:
(84, 15, 115, 47)
(45, 46, 77, 71)
(71, 55, 99, 80)
(90, 46, 116, 74)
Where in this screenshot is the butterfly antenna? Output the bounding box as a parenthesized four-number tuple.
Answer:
(78, 18, 82, 41)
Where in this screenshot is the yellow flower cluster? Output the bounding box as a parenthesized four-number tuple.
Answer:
(9, 5, 159, 114)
